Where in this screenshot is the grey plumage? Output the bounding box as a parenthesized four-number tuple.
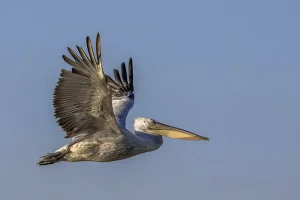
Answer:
(38, 33, 155, 165)
(37, 33, 209, 166)
(54, 33, 120, 139)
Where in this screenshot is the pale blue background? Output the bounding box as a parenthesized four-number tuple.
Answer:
(1, 0, 299, 199)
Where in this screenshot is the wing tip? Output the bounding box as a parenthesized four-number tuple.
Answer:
(86, 35, 91, 42)
(128, 57, 134, 91)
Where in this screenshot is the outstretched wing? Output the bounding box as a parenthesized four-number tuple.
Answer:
(53, 33, 122, 139)
(106, 58, 134, 128)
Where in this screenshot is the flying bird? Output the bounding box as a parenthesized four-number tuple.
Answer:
(37, 33, 209, 165)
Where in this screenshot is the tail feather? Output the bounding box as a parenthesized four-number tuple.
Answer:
(37, 151, 66, 166)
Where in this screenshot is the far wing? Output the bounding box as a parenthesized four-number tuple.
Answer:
(106, 58, 135, 128)
(53, 33, 122, 139)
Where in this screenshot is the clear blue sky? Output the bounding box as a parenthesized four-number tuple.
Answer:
(1, 0, 299, 199)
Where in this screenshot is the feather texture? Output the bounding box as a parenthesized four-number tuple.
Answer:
(53, 33, 121, 138)
(107, 58, 135, 128)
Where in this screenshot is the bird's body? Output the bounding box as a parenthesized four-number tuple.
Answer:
(53, 129, 162, 163)
(37, 33, 208, 166)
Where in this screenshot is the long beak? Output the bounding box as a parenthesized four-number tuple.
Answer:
(146, 121, 209, 141)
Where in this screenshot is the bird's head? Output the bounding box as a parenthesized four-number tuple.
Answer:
(134, 117, 209, 141)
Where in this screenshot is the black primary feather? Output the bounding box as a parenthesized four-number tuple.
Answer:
(107, 58, 134, 100)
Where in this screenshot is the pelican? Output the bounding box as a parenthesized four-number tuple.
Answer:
(37, 33, 209, 165)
